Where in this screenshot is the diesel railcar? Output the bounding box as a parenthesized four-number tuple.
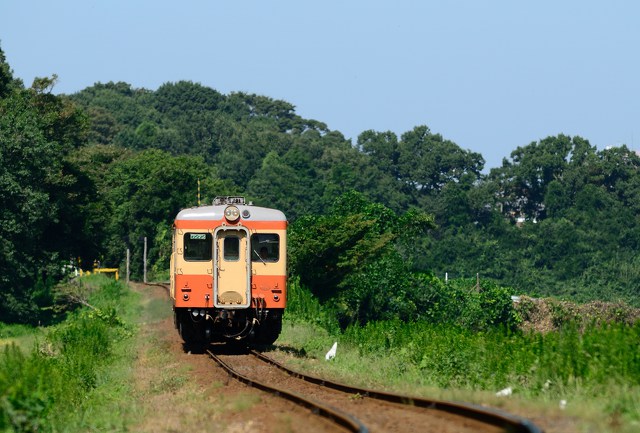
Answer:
(170, 196, 286, 345)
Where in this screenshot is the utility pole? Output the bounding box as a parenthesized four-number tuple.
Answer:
(126, 248, 130, 284)
(143, 237, 147, 283)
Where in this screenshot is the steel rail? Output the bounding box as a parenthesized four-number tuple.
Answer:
(207, 349, 369, 433)
(250, 350, 544, 433)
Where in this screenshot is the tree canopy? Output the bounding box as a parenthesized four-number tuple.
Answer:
(0, 52, 93, 321)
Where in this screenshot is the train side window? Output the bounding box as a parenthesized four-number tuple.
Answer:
(184, 233, 212, 261)
(223, 236, 240, 261)
(251, 234, 279, 262)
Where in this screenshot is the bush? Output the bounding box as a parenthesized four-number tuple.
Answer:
(0, 345, 62, 432)
(0, 277, 134, 431)
(409, 274, 520, 331)
(285, 277, 339, 334)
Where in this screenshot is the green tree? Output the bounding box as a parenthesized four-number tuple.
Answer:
(357, 130, 401, 177)
(397, 125, 484, 198)
(84, 106, 121, 145)
(154, 81, 224, 119)
(0, 45, 21, 98)
(102, 149, 233, 277)
(0, 73, 91, 322)
(247, 150, 321, 219)
(289, 192, 435, 326)
(489, 135, 575, 221)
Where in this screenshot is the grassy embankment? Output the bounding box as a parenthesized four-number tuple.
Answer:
(279, 278, 640, 433)
(0, 276, 269, 433)
(0, 275, 141, 432)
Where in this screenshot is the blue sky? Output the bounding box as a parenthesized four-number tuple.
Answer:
(1, 0, 638, 169)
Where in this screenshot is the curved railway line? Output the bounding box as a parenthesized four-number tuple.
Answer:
(208, 346, 544, 433)
(149, 282, 544, 432)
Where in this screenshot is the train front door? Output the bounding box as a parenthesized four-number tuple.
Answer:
(213, 228, 251, 308)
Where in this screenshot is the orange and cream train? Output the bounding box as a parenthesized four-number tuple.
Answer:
(170, 196, 287, 345)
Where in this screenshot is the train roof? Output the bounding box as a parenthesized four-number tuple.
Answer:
(175, 203, 287, 222)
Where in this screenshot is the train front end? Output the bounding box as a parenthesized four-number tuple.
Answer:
(170, 197, 287, 345)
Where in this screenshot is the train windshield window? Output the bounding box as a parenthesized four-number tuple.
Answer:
(223, 236, 240, 261)
(184, 233, 212, 261)
(251, 234, 279, 262)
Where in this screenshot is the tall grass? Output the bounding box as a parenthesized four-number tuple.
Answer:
(282, 278, 640, 428)
(285, 277, 340, 334)
(340, 320, 640, 392)
(0, 275, 138, 432)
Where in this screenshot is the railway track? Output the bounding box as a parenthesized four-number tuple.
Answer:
(208, 347, 544, 433)
(144, 282, 543, 431)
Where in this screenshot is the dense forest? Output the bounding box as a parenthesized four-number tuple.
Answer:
(2, 44, 639, 325)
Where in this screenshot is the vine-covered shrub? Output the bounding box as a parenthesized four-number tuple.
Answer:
(427, 277, 519, 331)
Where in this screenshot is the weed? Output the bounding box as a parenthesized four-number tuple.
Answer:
(280, 287, 640, 431)
(0, 275, 139, 432)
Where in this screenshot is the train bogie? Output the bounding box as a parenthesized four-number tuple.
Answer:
(170, 196, 286, 346)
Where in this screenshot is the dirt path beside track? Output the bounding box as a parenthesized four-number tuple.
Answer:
(129, 283, 341, 433)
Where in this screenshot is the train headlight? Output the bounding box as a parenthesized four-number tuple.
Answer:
(224, 205, 240, 222)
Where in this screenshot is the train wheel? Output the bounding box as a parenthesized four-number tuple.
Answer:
(254, 315, 282, 346)
(178, 316, 195, 344)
